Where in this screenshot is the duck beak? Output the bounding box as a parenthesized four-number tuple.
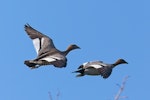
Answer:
(125, 61, 128, 64)
(76, 46, 81, 49)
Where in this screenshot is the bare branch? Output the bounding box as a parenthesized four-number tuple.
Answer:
(56, 90, 60, 100)
(119, 96, 128, 99)
(48, 92, 53, 100)
(48, 90, 60, 100)
(114, 76, 129, 100)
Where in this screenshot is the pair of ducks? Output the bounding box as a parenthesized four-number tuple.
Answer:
(24, 24, 128, 79)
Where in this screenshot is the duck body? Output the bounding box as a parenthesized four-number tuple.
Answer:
(24, 24, 80, 69)
(73, 59, 128, 78)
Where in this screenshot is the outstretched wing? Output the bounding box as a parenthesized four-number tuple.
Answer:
(24, 24, 56, 56)
(98, 66, 112, 78)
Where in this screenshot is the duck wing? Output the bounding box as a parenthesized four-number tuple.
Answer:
(98, 66, 112, 78)
(84, 61, 112, 78)
(34, 50, 67, 68)
(24, 24, 56, 56)
(80, 61, 104, 69)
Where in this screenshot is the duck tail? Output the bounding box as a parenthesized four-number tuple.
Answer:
(24, 60, 37, 68)
(72, 69, 84, 73)
(72, 69, 84, 77)
(76, 74, 84, 77)
(72, 70, 80, 73)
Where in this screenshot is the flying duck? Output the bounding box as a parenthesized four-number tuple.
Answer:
(73, 59, 128, 78)
(24, 24, 80, 69)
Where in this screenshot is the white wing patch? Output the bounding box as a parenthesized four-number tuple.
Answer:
(83, 62, 88, 66)
(41, 37, 45, 46)
(32, 37, 45, 54)
(91, 64, 103, 69)
(33, 38, 40, 54)
(41, 56, 62, 62)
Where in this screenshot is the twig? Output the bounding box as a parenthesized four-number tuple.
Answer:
(48, 92, 53, 100)
(56, 90, 60, 100)
(114, 76, 129, 100)
(48, 90, 60, 100)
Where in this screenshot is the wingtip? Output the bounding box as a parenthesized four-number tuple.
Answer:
(102, 76, 109, 79)
(24, 23, 31, 28)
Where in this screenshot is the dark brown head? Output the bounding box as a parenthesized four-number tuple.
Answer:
(63, 44, 80, 55)
(66, 44, 80, 52)
(68, 44, 80, 50)
(113, 59, 128, 66)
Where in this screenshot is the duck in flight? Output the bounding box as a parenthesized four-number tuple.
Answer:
(73, 59, 128, 78)
(24, 24, 80, 69)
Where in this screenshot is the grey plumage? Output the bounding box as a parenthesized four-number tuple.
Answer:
(24, 24, 80, 69)
(73, 59, 128, 78)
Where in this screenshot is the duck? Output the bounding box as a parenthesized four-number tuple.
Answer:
(73, 59, 128, 78)
(24, 24, 80, 69)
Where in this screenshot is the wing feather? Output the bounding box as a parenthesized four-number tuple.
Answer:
(98, 66, 112, 78)
(82, 61, 105, 69)
(24, 24, 56, 55)
(32, 38, 40, 54)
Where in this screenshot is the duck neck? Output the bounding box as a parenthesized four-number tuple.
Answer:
(63, 47, 73, 56)
(63, 50, 70, 56)
(112, 63, 119, 67)
(112, 61, 122, 68)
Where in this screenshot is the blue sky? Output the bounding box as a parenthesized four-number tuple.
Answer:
(0, 0, 149, 100)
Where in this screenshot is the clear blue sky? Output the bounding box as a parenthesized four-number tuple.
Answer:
(0, 0, 149, 100)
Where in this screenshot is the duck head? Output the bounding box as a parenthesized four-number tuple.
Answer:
(113, 59, 128, 66)
(68, 44, 80, 50)
(63, 44, 80, 55)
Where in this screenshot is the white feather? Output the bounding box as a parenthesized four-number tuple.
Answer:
(83, 62, 88, 66)
(41, 37, 45, 46)
(33, 38, 40, 54)
(91, 64, 103, 69)
(41, 56, 62, 62)
(41, 57, 56, 62)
